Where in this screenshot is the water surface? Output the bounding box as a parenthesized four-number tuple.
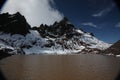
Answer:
(0, 54, 120, 80)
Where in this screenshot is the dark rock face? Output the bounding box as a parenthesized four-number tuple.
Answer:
(0, 49, 12, 60)
(32, 17, 82, 39)
(80, 48, 101, 54)
(101, 40, 120, 55)
(0, 46, 25, 60)
(0, 12, 31, 35)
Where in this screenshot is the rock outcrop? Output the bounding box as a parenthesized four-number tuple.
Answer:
(0, 12, 30, 35)
(101, 40, 120, 55)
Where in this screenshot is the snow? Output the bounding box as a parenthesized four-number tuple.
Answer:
(0, 28, 111, 54)
(0, 41, 18, 54)
(80, 34, 111, 50)
(0, 43, 14, 50)
(0, 31, 84, 54)
(106, 53, 114, 56)
(75, 29, 84, 34)
(66, 21, 72, 25)
(116, 55, 120, 57)
(83, 33, 92, 37)
(23, 45, 82, 55)
(106, 54, 120, 57)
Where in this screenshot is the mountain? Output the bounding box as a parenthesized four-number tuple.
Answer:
(0, 12, 111, 55)
(0, 12, 30, 35)
(101, 40, 120, 56)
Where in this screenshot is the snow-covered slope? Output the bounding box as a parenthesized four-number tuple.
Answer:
(0, 13, 111, 54)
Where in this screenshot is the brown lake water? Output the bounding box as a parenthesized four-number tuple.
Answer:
(0, 54, 120, 80)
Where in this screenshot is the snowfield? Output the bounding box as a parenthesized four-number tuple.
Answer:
(0, 29, 111, 54)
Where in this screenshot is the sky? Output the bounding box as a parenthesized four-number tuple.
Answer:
(0, 0, 120, 43)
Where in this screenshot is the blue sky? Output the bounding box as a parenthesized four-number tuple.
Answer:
(54, 0, 120, 43)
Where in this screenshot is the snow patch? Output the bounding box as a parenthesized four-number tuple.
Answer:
(116, 55, 120, 57)
(75, 29, 84, 34)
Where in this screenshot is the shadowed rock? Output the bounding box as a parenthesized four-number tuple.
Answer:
(0, 50, 12, 60)
(0, 12, 31, 35)
(101, 40, 120, 55)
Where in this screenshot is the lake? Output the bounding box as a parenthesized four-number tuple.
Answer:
(0, 54, 120, 80)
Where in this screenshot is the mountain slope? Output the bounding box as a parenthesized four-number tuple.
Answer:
(101, 40, 120, 56)
(0, 12, 111, 54)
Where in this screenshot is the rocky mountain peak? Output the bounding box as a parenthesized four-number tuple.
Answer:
(59, 17, 70, 24)
(0, 12, 111, 55)
(0, 12, 31, 35)
(32, 16, 77, 38)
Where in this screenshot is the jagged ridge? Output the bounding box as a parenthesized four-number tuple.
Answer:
(0, 12, 30, 35)
(0, 12, 111, 55)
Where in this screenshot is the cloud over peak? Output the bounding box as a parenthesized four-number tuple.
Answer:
(1, 0, 63, 27)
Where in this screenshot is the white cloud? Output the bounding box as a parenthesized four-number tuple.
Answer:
(82, 22, 97, 28)
(115, 22, 120, 28)
(1, 0, 63, 27)
(92, 3, 115, 17)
